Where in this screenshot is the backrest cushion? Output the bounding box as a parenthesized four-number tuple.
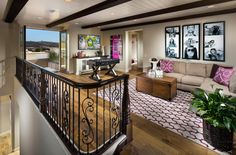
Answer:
(206, 64, 213, 78)
(173, 61, 186, 74)
(160, 60, 174, 73)
(213, 67, 235, 86)
(186, 63, 206, 77)
(210, 64, 233, 78)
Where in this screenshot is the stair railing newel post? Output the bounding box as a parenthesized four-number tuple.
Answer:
(39, 70, 46, 113)
(122, 74, 133, 142)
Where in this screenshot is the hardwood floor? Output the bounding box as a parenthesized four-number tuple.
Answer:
(121, 114, 217, 155)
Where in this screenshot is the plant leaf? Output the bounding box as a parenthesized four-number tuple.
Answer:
(223, 117, 232, 131)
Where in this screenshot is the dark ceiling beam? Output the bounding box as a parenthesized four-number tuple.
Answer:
(82, 0, 234, 29)
(46, 0, 132, 28)
(4, 0, 29, 23)
(100, 8, 236, 31)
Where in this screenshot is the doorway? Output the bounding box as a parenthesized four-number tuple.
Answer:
(127, 30, 143, 72)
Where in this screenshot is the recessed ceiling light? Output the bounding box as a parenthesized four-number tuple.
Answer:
(49, 9, 56, 13)
(208, 5, 215, 8)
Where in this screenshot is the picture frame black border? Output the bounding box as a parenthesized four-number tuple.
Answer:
(78, 34, 101, 50)
(182, 23, 201, 60)
(203, 21, 225, 62)
(165, 25, 180, 59)
(110, 34, 123, 60)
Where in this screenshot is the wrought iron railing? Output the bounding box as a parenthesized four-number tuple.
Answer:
(15, 57, 130, 154)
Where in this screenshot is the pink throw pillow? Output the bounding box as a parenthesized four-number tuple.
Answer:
(213, 67, 235, 86)
(160, 60, 174, 73)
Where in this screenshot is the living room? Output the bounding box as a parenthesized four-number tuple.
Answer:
(0, 0, 236, 155)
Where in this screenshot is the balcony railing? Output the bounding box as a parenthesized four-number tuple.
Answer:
(15, 57, 131, 154)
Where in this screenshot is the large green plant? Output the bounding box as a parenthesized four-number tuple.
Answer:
(190, 88, 236, 132)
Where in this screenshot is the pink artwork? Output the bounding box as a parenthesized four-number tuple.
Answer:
(111, 35, 122, 59)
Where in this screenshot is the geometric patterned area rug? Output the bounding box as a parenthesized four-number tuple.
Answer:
(99, 78, 230, 155)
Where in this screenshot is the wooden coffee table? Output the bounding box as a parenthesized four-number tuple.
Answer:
(136, 74, 177, 101)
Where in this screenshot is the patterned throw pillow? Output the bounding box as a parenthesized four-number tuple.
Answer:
(160, 60, 174, 73)
(213, 67, 235, 86)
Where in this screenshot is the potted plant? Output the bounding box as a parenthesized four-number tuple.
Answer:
(190, 88, 236, 151)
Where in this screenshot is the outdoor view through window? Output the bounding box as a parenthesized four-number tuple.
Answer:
(26, 29, 60, 71)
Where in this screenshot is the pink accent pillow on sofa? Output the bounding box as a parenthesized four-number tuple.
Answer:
(160, 60, 174, 73)
(213, 67, 235, 86)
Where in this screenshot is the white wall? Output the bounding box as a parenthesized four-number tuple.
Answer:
(0, 96, 11, 133)
(102, 13, 236, 71)
(0, 21, 20, 96)
(67, 25, 102, 73)
(13, 78, 71, 155)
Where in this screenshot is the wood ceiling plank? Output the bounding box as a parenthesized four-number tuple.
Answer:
(82, 0, 235, 29)
(101, 8, 236, 31)
(46, 0, 132, 28)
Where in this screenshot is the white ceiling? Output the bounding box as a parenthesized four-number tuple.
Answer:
(1, 0, 236, 29)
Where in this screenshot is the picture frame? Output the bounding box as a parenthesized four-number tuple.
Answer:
(78, 34, 101, 50)
(110, 34, 123, 60)
(182, 24, 200, 60)
(203, 21, 225, 62)
(165, 26, 180, 59)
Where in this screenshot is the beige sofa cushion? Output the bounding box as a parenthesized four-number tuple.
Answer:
(164, 73, 184, 83)
(182, 75, 205, 86)
(186, 63, 206, 77)
(173, 61, 186, 74)
(206, 64, 213, 78)
(230, 71, 236, 93)
(200, 78, 236, 97)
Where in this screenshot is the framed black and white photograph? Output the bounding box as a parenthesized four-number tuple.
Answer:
(203, 21, 225, 62)
(165, 26, 180, 59)
(182, 24, 200, 60)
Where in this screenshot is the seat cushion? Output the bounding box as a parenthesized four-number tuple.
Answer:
(164, 73, 184, 83)
(181, 75, 205, 86)
(186, 63, 206, 77)
(200, 78, 235, 97)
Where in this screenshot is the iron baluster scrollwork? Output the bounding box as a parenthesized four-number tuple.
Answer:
(37, 74, 41, 98)
(45, 76, 49, 111)
(111, 87, 120, 130)
(33, 69, 37, 94)
(62, 89, 69, 132)
(52, 82, 58, 120)
(81, 96, 95, 150)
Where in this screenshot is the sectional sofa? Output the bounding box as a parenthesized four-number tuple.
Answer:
(161, 60, 236, 97)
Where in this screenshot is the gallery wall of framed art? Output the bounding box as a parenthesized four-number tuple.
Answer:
(165, 26, 180, 59)
(164, 21, 226, 62)
(182, 24, 200, 60)
(203, 21, 225, 62)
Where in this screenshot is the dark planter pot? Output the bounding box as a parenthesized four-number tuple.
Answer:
(203, 119, 233, 151)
